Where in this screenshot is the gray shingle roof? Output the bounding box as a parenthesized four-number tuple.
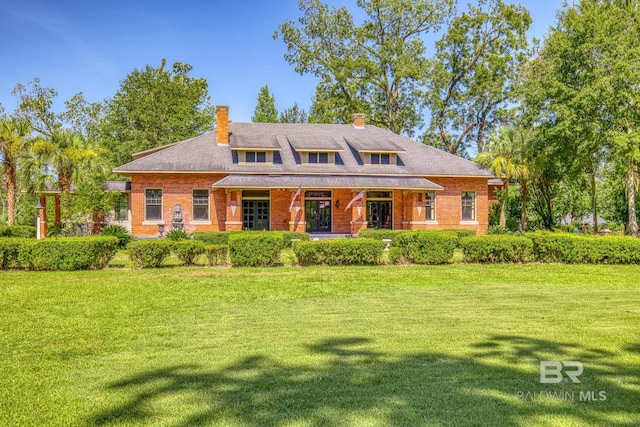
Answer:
(113, 122, 494, 178)
(212, 174, 443, 191)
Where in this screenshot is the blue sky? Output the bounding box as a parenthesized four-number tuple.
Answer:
(0, 0, 564, 124)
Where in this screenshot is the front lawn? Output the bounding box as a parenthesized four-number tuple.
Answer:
(1, 264, 638, 426)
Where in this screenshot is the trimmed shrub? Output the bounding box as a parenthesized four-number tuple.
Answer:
(172, 240, 206, 265)
(293, 239, 385, 266)
(395, 231, 457, 264)
(192, 231, 238, 245)
(17, 237, 118, 271)
(165, 229, 190, 241)
(100, 225, 133, 249)
(128, 240, 173, 268)
(0, 225, 36, 238)
(0, 238, 25, 269)
(282, 231, 310, 248)
(529, 232, 640, 264)
(461, 235, 534, 263)
(228, 232, 284, 267)
(387, 246, 404, 265)
(358, 229, 409, 243)
(204, 244, 229, 266)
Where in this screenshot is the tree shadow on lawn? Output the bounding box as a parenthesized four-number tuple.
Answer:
(91, 336, 640, 426)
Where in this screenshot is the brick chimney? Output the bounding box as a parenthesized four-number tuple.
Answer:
(353, 113, 365, 129)
(216, 105, 229, 144)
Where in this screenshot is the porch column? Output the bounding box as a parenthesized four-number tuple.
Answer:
(224, 190, 243, 231)
(39, 195, 48, 238)
(350, 190, 367, 236)
(289, 189, 305, 232)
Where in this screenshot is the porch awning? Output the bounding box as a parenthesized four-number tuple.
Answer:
(212, 174, 443, 191)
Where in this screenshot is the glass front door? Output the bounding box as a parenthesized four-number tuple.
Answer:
(243, 200, 270, 230)
(367, 201, 392, 229)
(305, 200, 332, 233)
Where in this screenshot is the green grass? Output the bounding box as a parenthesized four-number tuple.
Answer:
(1, 264, 639, 426)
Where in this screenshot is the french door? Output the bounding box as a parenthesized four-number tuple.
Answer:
(367, 201, 392, 229)
(305, 200, 332, 233)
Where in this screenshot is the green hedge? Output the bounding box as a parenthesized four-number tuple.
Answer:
(395, 231, 457, 264)
(529, 232, 640, 264)
(192, 231, 242, 245)
(0, 225, 36, 238)
(228, 232, 283, 267)
(293, 239, 386, 266)
(357, 229, 409, 243)
(282, 231, 310, 248)
(0, 238, 25, 269)
(172, 240, 206, 265)
(204, 244, 228, 266)
(17, 237, 118, 270)
(128, 240, 173, 268)
(461, 235, 534, 263)
(387, 246, 404, 265)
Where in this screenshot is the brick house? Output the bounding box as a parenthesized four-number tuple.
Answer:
(112, 106, 496, 237)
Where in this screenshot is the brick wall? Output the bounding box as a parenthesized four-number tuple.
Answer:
(129, 174, 490, 236)
(130, 173, 227, 237)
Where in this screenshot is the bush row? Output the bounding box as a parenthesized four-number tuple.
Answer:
(395, 231, 458, 264)
(293, 239, 385, 266)
(461, 235, 534, 263)
(0, 225, 37, 239)
(358, 228, 475, 247)
(127, 240, 231, 268)
(193, 231, 309, 248)
(460, 232, 640, 264)
(0, 237, 118, 270)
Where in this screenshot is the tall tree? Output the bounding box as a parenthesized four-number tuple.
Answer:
(252, 85, 279, 123)
(100, 59, 215, 166)
(426, 0, 531, 155)
(476, 126, 528, 228)
(520, 0, 640, 235)
(276, 0, 454, 135)
(0, 118, 31, 226)
(279, 102, 308, 123)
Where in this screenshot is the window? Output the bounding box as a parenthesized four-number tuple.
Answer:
(114, 193, 129, 221)
(242, 190, 270, 230)
(192, 189, 209, 221)
(145, 189, 162, 221)
(308, 152, 329, 164)
(425, 191, 436, 221)
(245, 151, 267, 163)
(371, 153, 390, 165)
(461, 191, 476, 221)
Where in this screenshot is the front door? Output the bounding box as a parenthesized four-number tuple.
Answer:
(243, 200, 270, 230)
(305, 200, 332, 233)
(367, 201, 392, 229)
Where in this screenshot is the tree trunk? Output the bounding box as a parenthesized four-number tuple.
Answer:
(500, 179, 509, 228)
(519, 178, 527, 232)
(5, 160, 16, 227)
(590, 167, 598, 234)
(626, 159, 639, 236)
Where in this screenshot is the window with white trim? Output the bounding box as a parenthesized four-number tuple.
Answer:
(371, 153, 390, 165)
(192, 189, 209, 221)
(308, 152, 329, 164)
(425, 191, 436, 221)
(245, 151, 267, 163)
(145, 189, 162, 221)
(461, 191, 476, 221)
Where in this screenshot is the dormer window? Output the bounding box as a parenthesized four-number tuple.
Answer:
(309, 152, 329, 164)
(371, 153, 390, 165)
(246, 151, 267, 163)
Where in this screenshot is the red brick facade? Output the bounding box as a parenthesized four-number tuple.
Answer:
(129, 173, 490, 237)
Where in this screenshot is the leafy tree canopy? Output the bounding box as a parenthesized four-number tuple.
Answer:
(100, 59, 215, 166)
(277, 0, 454, 136)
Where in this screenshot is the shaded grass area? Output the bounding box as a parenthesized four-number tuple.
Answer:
(1, 265, 639, 426)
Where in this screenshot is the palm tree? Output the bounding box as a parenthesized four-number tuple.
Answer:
(0, 118, 31, 225)
(476, 126, 530, 229)
(23, 129, 109, 225)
